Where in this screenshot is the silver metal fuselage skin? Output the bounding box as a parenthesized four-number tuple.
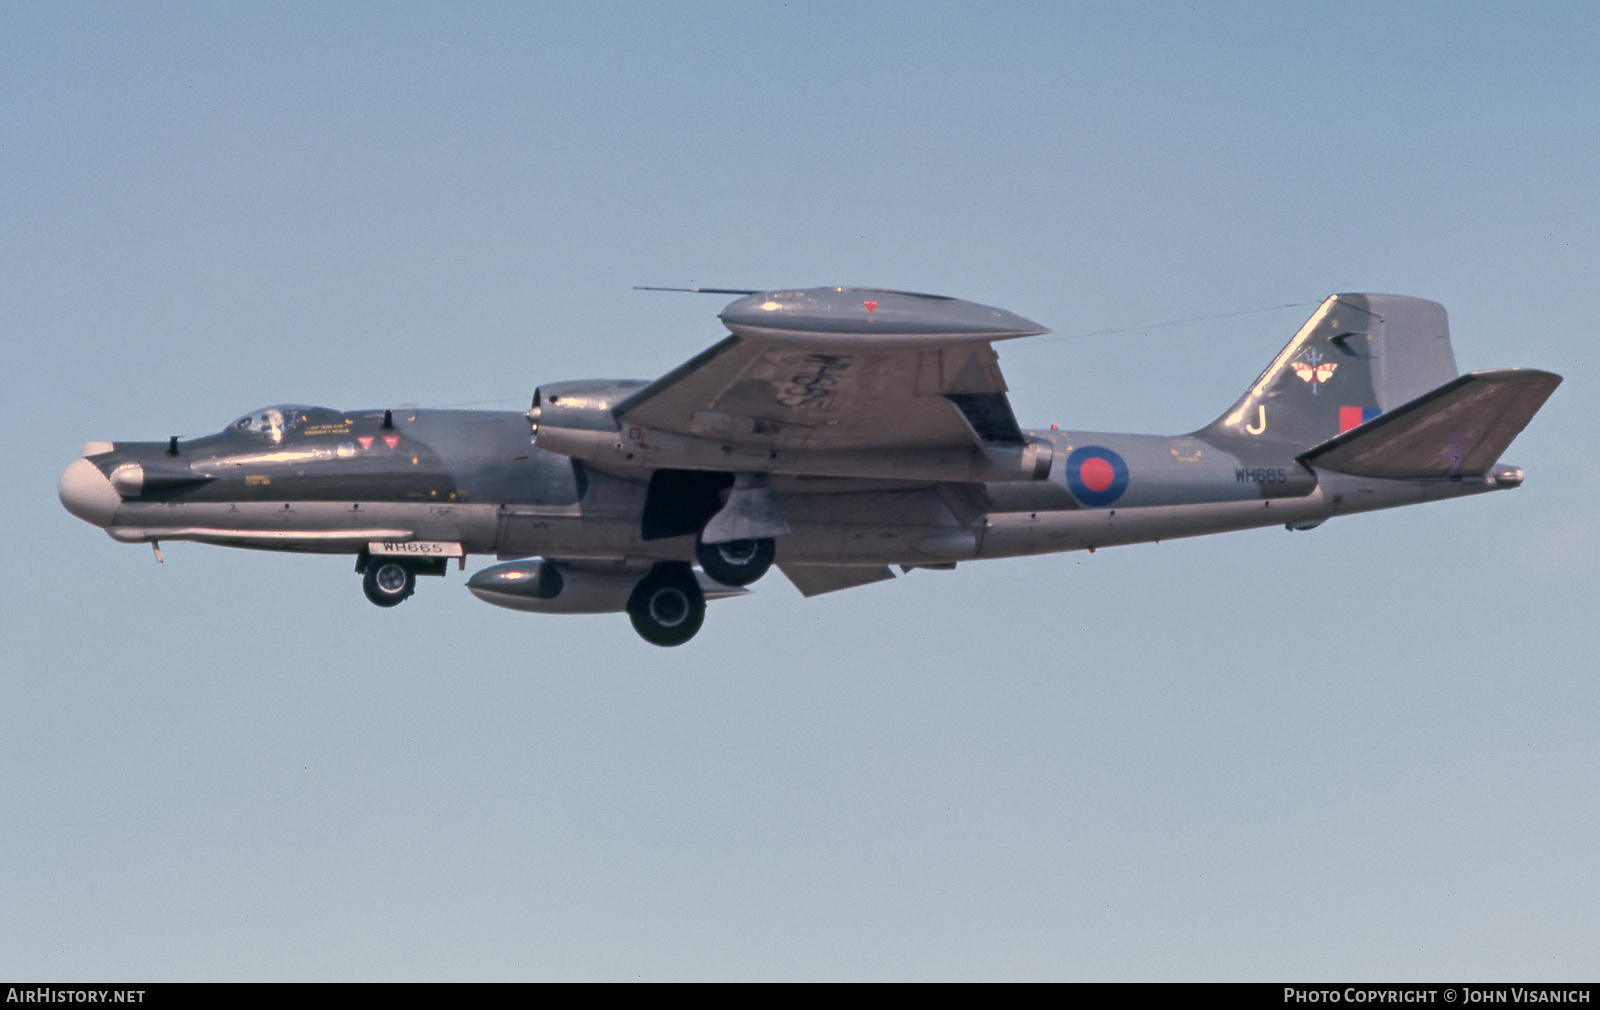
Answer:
(56, 290, 1558, 647)
(60, 404, 1514, 568)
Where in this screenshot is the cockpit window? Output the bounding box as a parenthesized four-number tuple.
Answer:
(231, 405, 313, 444)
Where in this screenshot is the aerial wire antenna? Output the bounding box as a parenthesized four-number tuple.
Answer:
(417, 287, 761, 409)
(1020, 300, 1317, 345)
(425, 396, 528, 409)
(422, 297, 1313, 407)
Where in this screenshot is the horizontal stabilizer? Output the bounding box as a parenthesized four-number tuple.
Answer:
(1298, 368, 1561, 479)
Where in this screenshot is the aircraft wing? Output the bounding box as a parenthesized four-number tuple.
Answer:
(613, 287, 1048, 457)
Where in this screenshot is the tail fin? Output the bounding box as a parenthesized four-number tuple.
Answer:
(1298, 368, 1561, 479)
(1198, 294, 1458, 449)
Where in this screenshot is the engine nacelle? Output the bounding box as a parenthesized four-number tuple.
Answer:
(525, 379, 651, 464)
(466, 558, 638, 614)
(527, 379, 647, 433)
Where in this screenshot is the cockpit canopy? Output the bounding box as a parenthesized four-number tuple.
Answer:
(229, 404, 333, 443)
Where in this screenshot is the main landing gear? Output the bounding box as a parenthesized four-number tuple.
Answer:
(692, 472, 785, 587)
(693, 533, 775, 587)
(626, 562, 706, 647)
(638, 469, 786, 590)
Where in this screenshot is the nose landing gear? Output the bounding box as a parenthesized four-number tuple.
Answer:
(362, 559, 416, 607)
(357, 552, 448, 608)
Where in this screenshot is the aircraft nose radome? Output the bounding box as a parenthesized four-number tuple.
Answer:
(59, 457, 121, 527)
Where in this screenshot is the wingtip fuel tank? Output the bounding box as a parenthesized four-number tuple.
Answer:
(718, 286, 1050, 349)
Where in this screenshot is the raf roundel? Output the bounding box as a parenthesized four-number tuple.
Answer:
(1064, 445, 1130, 507)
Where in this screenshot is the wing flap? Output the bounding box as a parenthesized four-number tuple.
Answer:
(779, 563, 897, 597)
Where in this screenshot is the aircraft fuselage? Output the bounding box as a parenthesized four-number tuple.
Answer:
(62, 403, 1514, 568)
(58, 288, 1557, 645)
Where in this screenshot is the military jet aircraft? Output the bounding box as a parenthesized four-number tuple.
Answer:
(59, 287, 1560, 645)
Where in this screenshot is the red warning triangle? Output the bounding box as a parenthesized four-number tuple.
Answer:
(382, 435, 400, 449)
(358, 436, 374, 450)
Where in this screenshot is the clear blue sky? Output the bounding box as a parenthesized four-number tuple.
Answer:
(4, 2, 1597, 980)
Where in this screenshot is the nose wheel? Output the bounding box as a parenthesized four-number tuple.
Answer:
(363, 559, 416, 607)
(627, 562, 706, 646)
(694, 534, 775, 587)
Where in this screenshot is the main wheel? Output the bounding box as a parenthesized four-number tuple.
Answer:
(627, 563, 706, 646)
(694, 534, 775, 587)
(363, 560, 415, 607)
